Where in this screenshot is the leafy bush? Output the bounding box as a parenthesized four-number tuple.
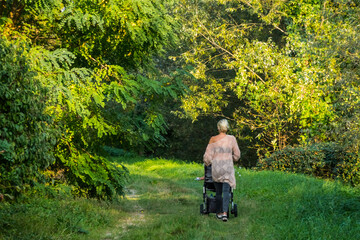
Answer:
(0, 37, 57, 199)
(336, 152, 360, 187)
(54, 140, 129, 200)
(257, 142, 360, 186)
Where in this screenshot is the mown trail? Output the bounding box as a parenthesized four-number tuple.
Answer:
(105, 157, 360, 240)
(105, 157, 252, 239)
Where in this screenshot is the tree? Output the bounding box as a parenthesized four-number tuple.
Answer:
(0, 0, 186, 199)
(175, 0, 359, 163)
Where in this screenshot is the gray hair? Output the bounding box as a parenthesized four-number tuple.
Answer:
(217, 119, 230, 133)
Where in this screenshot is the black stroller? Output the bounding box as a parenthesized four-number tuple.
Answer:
(200, 164, 238, 217)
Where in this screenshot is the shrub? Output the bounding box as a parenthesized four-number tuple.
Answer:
(55, 144, 129, 200)
(336, 152, 360, 186)
(257, 142, 360, 186)
(0, 37, 57, 199)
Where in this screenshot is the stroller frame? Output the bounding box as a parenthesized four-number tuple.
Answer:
(200, 164, 238, 217)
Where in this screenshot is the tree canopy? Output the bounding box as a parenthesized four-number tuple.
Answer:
(176, 0, 360, 158)
(0, 0, 186, 199)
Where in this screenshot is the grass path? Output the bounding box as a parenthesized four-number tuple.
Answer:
(1, 157, 359, 240)
(106, 157, 360, 240)
(107, 157, 252, 239)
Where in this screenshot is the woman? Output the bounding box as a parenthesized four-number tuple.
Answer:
(203, 119, 240, 222)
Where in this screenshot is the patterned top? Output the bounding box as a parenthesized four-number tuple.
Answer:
(203, 135, 240, 188)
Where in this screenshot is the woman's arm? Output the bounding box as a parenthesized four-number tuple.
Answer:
(203, 144, 214, 166)
(232, 136, 241, 162)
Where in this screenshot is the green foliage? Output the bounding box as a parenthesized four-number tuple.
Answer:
(258, 143, 340, 177)
(154, 115, 219, 162)
(334, 152, 360, 187)
(174, 0, 360, 163)
(47, 0, 186, 152)
(2, 0, 360, 202)
(102, 146, 136, 157)
(258, 142, 360, 186)
(175, 0, 308, 159)
(0, 37, 57, 199)
(55, 144, 129, 200)
(0, 0, 186, 199)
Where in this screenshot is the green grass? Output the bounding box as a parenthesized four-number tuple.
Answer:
(1, 157, 360, 239)
(114, 157, 360, 240)
(0, 195, 128, 240)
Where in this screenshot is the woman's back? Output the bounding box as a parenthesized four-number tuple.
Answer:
(203, 135, 240, 188)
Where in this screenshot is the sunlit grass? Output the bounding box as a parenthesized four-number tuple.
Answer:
(113, 157, 360, 240)
(1, 157, 359, 239)
(121, 157, 202, 180)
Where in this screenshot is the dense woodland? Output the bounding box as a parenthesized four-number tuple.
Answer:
(1, 0, 360, 201)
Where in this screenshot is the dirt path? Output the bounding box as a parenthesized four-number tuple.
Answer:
(103, 188, 145, 240)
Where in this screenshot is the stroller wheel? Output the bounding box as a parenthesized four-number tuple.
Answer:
(233, 204, 238, 217)
(200, 204, 205, 214)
